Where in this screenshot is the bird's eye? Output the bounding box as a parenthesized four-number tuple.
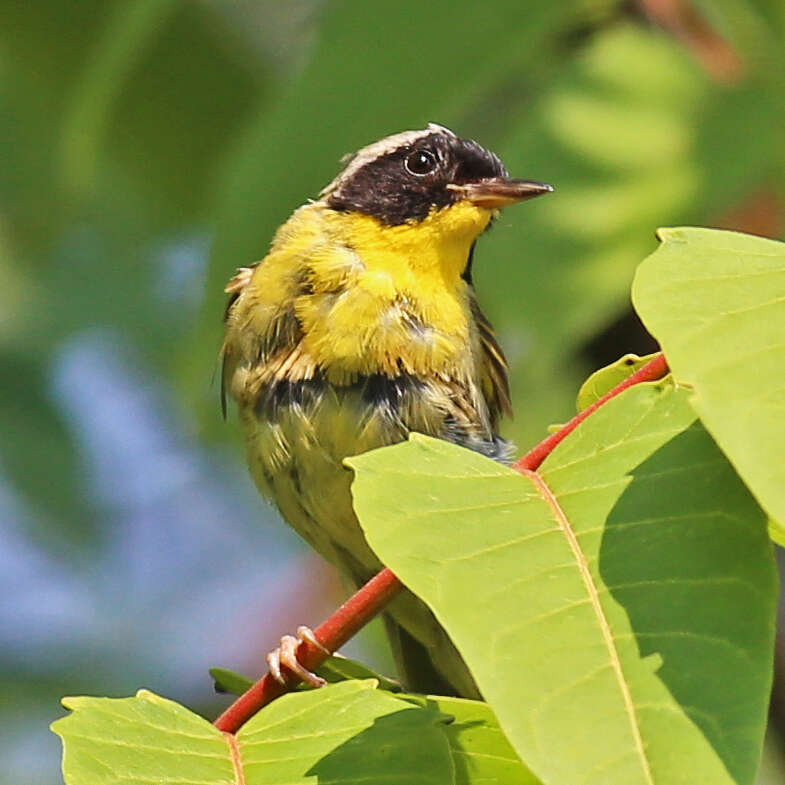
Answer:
(405, 149, 437, 176)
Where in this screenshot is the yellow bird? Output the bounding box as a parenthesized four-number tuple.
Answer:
(222, 124, 552, 697)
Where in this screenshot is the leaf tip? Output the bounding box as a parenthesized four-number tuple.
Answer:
(343, 454, 362, 472)
(58, 695, 83, 712)
(655, 226, 687, 244)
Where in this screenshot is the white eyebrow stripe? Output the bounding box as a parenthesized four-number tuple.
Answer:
(320, 123, 456, 198)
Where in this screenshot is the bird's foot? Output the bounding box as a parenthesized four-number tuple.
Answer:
(266, 626, 329, 688)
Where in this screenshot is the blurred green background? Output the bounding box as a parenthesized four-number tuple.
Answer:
(2, 0, 785, 782)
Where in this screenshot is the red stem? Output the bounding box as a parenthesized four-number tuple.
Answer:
(214, 352, 669, 733)
(513, 353, 669, 472)
(214, 568, 402, 732)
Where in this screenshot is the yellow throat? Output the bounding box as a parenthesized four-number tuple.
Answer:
(242, 199, 495, 384)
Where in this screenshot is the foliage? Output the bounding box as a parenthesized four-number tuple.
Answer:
(576, 351, 659, 410)
(633, 228, 785, 537)
(5, 0, 785, 534)
(351, 401, 774, 785)
(54, 226, 785, 783)
(53, 682, 537, 785)
(2, 0, 785, 783)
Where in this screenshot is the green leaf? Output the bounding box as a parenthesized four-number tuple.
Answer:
(239, 680, 452, 784)
(212, 674, 537, 782)
(53, 690, 235, 785)
(210, 666, 254, 695)
(768, 521, 785, 548)
(576, 352, 660, 411)
(632, 227, 785, 538)
(349, 382, 776, 785)
(315, 655, 403, 691)
(53, 681, 455, 785)
(402, 695, 542, 785)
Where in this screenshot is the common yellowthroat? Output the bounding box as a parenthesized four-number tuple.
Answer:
(222, 124, 552, 697)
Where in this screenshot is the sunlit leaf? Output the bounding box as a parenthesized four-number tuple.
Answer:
(241, 680, 452, 784)
(210, 666, 254, 695)
(576, 352, 660, 410)
(633, 227, 785, 537)
(53, 682, 454, 785)
(53, 690, 234, 785)
(349, 383, 776, 785)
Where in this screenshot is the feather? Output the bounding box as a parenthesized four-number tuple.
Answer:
(471, 296, 513, 423)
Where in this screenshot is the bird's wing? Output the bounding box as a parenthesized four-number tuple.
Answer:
(221, 264, 259, 417)
(471, 298, 513, 423)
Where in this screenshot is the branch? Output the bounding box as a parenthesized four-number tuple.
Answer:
(213, 568, 402, 732)
(513, 353, 669, 472)
(214, 352, 669, 732)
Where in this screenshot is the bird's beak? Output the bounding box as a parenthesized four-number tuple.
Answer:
(447, 178, 553, 209)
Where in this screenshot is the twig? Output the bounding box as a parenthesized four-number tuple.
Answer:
(513, 353, 669, 472)
(213, 569, 402, 732)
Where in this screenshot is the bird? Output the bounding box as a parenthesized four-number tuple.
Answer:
(221, 123, 552, 698)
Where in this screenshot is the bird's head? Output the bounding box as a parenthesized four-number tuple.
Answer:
(321, 123, 552, 240)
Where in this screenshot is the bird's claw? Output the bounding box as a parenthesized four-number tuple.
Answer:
(296, 625, 330, 654)
(266, 626, 328, 688)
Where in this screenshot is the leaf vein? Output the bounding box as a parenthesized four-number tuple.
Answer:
(522, 468, 654, 784)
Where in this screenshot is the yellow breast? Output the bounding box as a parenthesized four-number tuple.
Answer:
(228, 200, 493, 386)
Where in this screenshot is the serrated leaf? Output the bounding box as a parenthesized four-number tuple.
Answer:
(632, 227, 785, 538)
(576, 352, 660, 411)
(53, 690, 235, 785)
(402, 695, 542, 785)
(53, 681, 455, 785)
(349, 383, 776, 785)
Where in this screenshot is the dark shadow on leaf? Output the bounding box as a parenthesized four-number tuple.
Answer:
(416, 697, 478, 785)
(391, 694, 538, 785)
(599, 421, 776, 785)
(306, 706, 453, 784)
